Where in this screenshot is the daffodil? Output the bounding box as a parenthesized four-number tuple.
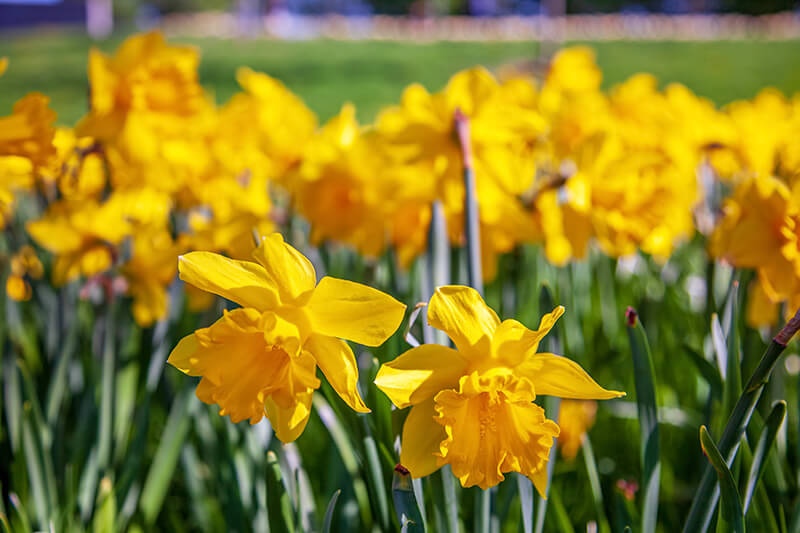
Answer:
(26, 198, 131, 285)
(375, 285, 623, 493)
(223, 67, 317, 183)
(78, 31, 209, 141)
(287, 104, 388, 258)
(533, 52, 704, 265)
(0, 63, 57, 227)
(167, 233, 406, 442)
(0, 92, 57, 171)
(711, 175, 800, 325)
(5, 245, 43, 302)
(375, 67, 541, 279)
(556, 399, 597, 461)
(122, 231, 186, 326)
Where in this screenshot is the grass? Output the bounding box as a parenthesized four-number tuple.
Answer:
(1, 30, 800, 125)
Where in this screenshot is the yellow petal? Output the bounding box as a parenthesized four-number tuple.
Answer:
(26, 218, 83, 254)
(251, 233, 316, 304)
(168, 308, 316, 427)
(531, 465, 549, 499)
(178, 251, 279, 311)
(166, 333, 202, 375)
(306, 276, 406, 347)
(375, 344, 467, 409)
(6, 275, 31, 302)
(305, 333, 370, 414)
(520, 353, 625, 400)
(427, 285, 500, 358)
(491, 306, 565, 367)
(265, 390, 314, 443)
(400, 398, 446, 478)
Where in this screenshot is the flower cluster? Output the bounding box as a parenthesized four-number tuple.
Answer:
(3, 30, 800, 494)
(2, 33, 315, 325)
(707, 90, 800, 327)
(3, 34, 799, 327)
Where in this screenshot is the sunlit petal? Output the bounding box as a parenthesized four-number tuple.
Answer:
(400, 398, 446, 478)
(427, 285, 499, 358)
(374, 344, 467, 409)
(306, 276, 406, 347)
(265, 390, 314, 443)
(252, 233, 316, 304)
(178, 251, 278, 311)
(306, 333, 370, 413)
(520, 353, 625, 400)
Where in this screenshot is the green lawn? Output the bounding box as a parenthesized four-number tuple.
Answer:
(2, 30, 800, 125)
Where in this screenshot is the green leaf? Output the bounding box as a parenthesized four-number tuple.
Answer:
(3, 356, 22, 455)
(626, 307, 660, 533)
(97, 304, 117, 474)
(582, 435, 611, 533)
(0, 512, 11, 533)
(312, 393, 372, 528)
(45, 321, 78, 428)
(361, 424, 390, 531)
(433, 466, 457, 533)
(112, 361, 140, 462)
(548, 486, 576, 533)
(139, 385, 193, 525)
(475, 487, 492, 533)
(743, 401, 787, 514)
(266, 450, 295, 533)
(21, 407, 52, 529)
(699, 426, 744, 533)
(8, 493, 32, 533)
(78, 447, 99, 522)
(516, 474, 533, 533)
(534, 396, 560, 533)
(723, 285, 743, 414)
(683, 344, 723, 399)
(683, 331, 791, 531)
(91, 477, 115, 533)
(322, 490, 341, 533)
(392, 466, 424, 533)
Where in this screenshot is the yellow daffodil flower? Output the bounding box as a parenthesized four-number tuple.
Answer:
(122, 231, 186, 326)
(6, 275, 31, 302)
(79, 31, 208, 141)
(5, 245, 44, 302)
(556, 399, 597, 461)
(375, 67, 541, 279)
(27, 199, 131, 285)
(375, 285, 623, 493)
(711, 175, 800, 325)
(168, 233, 406, 442)
(224, 67, 317, 183)
(0, 63, 57, 227)
(288, 104, 389, 258)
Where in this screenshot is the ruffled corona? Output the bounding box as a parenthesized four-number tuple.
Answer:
(434, 370, 559, 491)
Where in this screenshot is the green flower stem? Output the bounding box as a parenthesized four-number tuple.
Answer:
(683, 307, 800, 532)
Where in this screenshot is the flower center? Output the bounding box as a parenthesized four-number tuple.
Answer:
(433, 371, 559, 490)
